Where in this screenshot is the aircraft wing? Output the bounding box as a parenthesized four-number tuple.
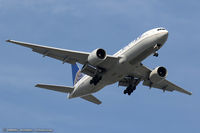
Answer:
(130, 64, 192, 95)
(6, 40, 118, 69)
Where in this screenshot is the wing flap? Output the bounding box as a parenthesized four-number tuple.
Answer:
(81, 95, 102, 105)
(35, 84, 74, 93)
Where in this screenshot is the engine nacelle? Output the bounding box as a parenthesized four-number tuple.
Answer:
(149, 66, 168, 83)
(88, 48, 107, 66)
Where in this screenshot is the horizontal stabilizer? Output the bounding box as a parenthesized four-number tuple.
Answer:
(81, 95, 102, 105)
(35, 84, 74, 93)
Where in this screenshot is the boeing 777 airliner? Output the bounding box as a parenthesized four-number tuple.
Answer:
(7, 27, 192, 104)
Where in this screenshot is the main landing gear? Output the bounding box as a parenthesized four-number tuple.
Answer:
(90, 75, 102, 85)
(123, 85, 136, 95)
(81, 63, 104, 86)
(119, 76, 141, 96)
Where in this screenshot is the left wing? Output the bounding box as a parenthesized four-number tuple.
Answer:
(6, 40, 118, 69)
(130, 64, 192, 95)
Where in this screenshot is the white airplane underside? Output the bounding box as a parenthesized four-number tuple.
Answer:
(7, 27, 192, 105)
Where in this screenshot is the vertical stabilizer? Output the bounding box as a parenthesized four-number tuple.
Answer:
(71, 63, 84, 85)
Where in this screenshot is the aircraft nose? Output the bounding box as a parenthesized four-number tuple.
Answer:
(161, 30, 168, 39)
(158, 30, 168, 44)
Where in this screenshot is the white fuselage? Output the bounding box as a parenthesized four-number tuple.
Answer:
(68, 28, 168, 99)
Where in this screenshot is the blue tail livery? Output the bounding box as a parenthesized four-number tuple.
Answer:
(71, 63, 84, 85)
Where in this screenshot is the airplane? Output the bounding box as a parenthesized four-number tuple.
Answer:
(6, 27, 192, 105)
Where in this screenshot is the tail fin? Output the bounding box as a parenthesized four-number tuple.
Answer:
(71, 63, 84, 85)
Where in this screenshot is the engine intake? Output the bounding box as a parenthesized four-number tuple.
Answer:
(149, 66, 167, 83)
(88, 48, 107, 66)
(96, 49, 106, 59)
(157, 67, 167, 77)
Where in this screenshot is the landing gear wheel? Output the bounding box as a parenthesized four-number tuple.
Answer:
(94, 81, 98, 86)
(153, 52, 159, 57)
(124, 85, 136, 96)
(133, 86, 136, 91)
(124, 90, 128, 94)
(90, 75, 102, 86)
(121, 77, 141, 96)
(128, 91, 132, 95)
(90, 80, 93, 84)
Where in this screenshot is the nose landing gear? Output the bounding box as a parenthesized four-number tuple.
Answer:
(153, 44, 161, 57)
(153, 52, 159, 57)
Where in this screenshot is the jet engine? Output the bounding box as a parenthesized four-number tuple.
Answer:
(149, 66, 168, 83)
(88, 48, 107, 66)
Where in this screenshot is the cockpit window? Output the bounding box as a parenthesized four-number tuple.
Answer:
(157, 28, 165, 31)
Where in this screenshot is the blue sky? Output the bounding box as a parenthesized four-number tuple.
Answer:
(0, 0, 200, 132)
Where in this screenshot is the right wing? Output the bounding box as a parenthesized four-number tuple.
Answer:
(7, 40, 119, 69)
